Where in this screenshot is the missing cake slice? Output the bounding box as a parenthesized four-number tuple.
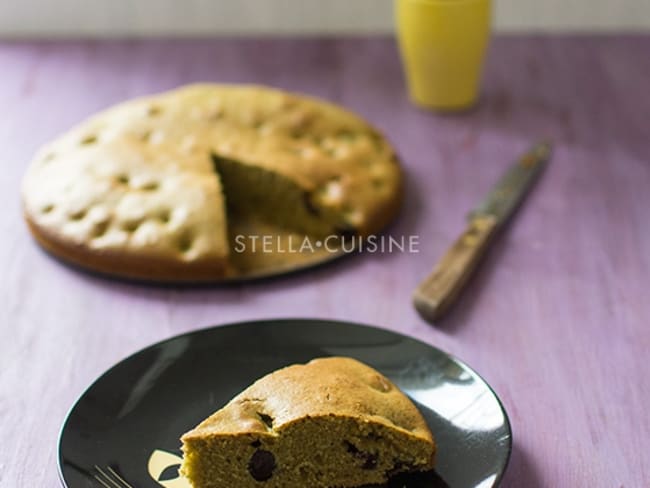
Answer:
(213, 153, 353, 239)
(180, 357, 436, 488)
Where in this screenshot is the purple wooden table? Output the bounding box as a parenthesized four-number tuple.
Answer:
(1, 36, 649, 487)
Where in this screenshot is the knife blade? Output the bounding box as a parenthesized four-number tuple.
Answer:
(413, 141, 552, 323)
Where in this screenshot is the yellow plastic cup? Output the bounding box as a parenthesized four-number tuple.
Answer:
(395, 0, 492, 111)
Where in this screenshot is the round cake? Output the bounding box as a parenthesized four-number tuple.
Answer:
(21, 84, 402, 281)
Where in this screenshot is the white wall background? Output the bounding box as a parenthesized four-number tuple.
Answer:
(1, 0, 649, 37)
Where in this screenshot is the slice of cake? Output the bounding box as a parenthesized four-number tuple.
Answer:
(180, 357, 436, 488)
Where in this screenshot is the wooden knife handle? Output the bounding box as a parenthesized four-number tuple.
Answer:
(413, 215, 499, 323)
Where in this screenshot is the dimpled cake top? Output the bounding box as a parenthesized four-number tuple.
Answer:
(22, 84, 402, 281)
(182, 357, 432, 443)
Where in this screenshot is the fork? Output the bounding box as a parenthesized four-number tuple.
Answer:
(93, 465, 134, 488)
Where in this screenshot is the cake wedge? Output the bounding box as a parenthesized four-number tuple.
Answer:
(180, 357, 435, 488)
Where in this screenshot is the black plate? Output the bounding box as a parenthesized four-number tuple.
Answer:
(58, 319, 511, 487)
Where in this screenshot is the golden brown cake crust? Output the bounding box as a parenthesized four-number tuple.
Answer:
(22, 84, 403, 281)
(182, 357, 433, 442)
(24, 215, 232, 281)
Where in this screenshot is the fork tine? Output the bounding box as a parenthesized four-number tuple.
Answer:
(93, 465, 128, 488)
(106, 466, 133, 488)
(93, 473, 114, 488)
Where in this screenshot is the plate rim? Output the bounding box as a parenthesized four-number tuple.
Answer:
(57, 318, 513, 487)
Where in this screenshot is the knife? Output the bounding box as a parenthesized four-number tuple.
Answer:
(413, 141, 552, 323)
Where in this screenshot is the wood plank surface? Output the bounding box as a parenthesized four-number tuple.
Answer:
(0, 36, 648, 487)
